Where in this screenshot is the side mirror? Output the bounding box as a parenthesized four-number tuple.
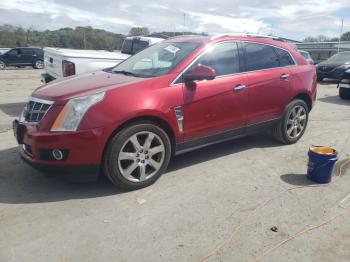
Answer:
(184, 64, 216, 82)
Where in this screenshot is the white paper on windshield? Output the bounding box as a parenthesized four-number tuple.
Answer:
(164, 45, 180, 54)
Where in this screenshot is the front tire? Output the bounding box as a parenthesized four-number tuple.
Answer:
(0, 60, 6, 70)
(339, 87, 350, 99)
(272, 99, 309, 144)
(33, 60, 44, 69)
(103, 122, 172, 190)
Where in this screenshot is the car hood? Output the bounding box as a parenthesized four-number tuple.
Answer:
(32, 70, 145, 104)
(317, 61, 348, 68)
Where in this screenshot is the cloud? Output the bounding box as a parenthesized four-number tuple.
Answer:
(187, 12, 266, 33)
(0, 0, 349, 40)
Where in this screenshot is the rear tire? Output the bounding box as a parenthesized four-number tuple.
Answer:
(339, 87, 350, 99)
(33, 60, 44, 69)
(317, 76, 323, 82)
(272, 99, 309, 144)
(0, 60, 5, 70)
(103, 122, 172, 190)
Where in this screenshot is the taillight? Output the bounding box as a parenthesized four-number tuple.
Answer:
(62, 60, 75, 77)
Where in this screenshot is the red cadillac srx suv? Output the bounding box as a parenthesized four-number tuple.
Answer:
(13, 35, 317, 190)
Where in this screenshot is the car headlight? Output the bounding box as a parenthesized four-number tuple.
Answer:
(339, 63, 350, 70)
(51, 92, 105, 131)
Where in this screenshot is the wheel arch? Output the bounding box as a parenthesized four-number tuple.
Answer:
(101, 115, 177, 165)
(291, 93, 312, 112)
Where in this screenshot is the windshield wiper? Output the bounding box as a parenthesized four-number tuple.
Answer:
(112, 70, 140, 77)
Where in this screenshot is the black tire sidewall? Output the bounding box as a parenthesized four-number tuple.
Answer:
(339, 87, 350, 99)
(104, 123, 172, 190)
(0, 60, 5, 70)
(281, 99, 309, 144)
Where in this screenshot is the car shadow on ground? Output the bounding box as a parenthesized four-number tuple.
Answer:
(0, 102, 26, 117)
(280, 159, 350, 186)
(168, 134, 281, 171)
(0, 147, 123, 204)
(318, 79, 339, 85)
(318, 95, 350, 106)
(0, 134, 282, 204)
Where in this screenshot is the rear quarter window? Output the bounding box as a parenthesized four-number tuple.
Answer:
(274, 48, 295, 66)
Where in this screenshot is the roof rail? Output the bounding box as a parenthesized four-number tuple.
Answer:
(167, 34, 206, 40)
(210, 33, 299, 43)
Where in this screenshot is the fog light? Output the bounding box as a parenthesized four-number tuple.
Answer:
(52, 149, 63, 160)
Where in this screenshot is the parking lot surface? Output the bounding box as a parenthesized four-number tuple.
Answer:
(0, 70, 350, 262)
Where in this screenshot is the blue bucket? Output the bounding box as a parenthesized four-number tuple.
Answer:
(307, 146, 338, 184)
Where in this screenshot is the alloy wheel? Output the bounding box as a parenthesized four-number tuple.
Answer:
(35, 60, 44, 69)
(285, 105, 307, 139)
(0, 61, 5, 70)
(118, 131, 165, 182)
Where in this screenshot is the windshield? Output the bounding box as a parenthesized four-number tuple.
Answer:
(113, 42, 201, 78)
(328, 52, 350, 62)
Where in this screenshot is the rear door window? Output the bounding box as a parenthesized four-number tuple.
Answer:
(243, 42, 280, 71)
(21, 49, 34, 55)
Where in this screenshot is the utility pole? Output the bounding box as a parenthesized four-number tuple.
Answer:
(83, 30, 87, 49)
(183, 13, 186, 35)
(257, 23, 263, 34)
(338, 18, 344, 53)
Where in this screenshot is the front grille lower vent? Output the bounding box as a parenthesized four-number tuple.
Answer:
(24, 98, 53, 123)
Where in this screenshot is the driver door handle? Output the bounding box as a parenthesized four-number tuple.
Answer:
(234, 84, 246, 92)
(280, 73, 290, 79)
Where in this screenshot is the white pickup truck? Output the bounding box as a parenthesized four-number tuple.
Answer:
(42, 36, 164, 83)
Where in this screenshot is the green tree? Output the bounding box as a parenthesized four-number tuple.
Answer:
(0, 25, 125, 50)
(129, 27, 149, 36)
(341, 31, 350, 41)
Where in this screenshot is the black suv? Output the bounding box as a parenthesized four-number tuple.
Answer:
(316, 51, 350, 81)
(0, 47, 44, 70)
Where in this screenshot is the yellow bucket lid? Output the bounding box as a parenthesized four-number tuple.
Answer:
(310, 146, 337, 155)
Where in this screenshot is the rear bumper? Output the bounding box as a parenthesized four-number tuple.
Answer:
(41, 73, 56, 83)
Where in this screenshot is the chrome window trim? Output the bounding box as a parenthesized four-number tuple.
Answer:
(28, 96, 54, 105)
(170, 40, 298, 87)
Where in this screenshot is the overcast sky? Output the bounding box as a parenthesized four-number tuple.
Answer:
(1, 0, 349, 41)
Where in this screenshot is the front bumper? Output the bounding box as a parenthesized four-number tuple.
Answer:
(339, 79, 350, 89)
(317, 67, 346, 80)
(13, 119, 112, 181)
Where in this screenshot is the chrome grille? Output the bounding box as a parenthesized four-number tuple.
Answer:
(23, 97, 53, 123)
(319, 66, 335, 72)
